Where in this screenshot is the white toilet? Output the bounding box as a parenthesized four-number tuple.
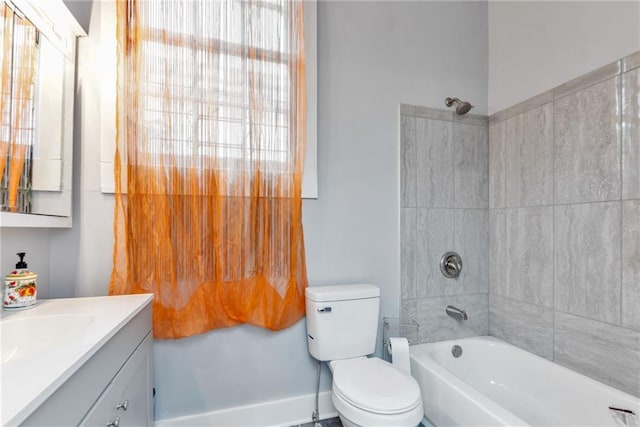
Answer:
(305, 284, 423, 427)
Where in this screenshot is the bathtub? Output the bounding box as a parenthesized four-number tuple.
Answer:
(409, 336, 640, 427)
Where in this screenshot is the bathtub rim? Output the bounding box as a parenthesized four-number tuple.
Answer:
(411, 336, 640, 401)
(409, 336, 529, 426)
(409, 335, 640, 427)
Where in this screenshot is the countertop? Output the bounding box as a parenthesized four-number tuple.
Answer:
(0, 294, 153, 425)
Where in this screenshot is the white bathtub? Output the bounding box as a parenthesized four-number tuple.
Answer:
(409, 336, 640, 427)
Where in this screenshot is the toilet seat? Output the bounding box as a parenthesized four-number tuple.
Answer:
(331, 357, 422, 415)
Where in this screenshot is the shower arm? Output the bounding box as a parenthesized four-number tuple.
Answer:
(445, 97, 462, 107)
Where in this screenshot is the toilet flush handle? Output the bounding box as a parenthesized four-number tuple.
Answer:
(317, 307, 332, 313)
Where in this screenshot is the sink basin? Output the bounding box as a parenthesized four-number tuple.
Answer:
(1, 314, 94, 363)
(1, 295, 153, 426)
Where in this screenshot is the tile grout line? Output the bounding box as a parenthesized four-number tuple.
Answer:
(413, 113, 418, 309)
(485, 122, 490, 334)
(552, 96, 557, 362)
(486, 124, 494, 335)
(490, 57, 632, 125)
(413, 113, 418, 210)
(452, 120, 457, 211)
(501, 111, 507, 339)
(493, 291, 640, 335)
(502, 198, 631, 210)
(413, 208, 418, 304)
(618, 74, 624, 329)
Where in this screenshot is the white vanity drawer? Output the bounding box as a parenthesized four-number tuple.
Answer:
(20, 302, 152, 426)
(80, 333, 153, 427)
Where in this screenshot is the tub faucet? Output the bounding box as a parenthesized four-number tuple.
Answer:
(445, 305, 468, 321)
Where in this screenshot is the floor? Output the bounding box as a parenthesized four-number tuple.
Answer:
(294, 417, 343, 427)
(293, 416, 429, 427)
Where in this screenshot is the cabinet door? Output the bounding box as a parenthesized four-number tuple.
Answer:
(115, 335, 153, 426)
(81, 333, 153, 427)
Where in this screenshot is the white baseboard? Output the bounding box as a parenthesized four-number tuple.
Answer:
(154, 391, 337, 427)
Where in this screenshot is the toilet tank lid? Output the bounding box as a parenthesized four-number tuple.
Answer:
(305, 284, 380, 302)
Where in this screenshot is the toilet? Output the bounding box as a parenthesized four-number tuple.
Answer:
(305, 284, 423, 427)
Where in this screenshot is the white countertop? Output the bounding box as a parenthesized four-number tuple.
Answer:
(0, 294, 153, 426)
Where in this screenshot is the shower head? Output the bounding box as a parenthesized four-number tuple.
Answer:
(445, 97, 474, 115)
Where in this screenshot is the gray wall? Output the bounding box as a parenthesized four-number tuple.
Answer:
(488, 1, 640, 113)
(400, 106, 489, 344)
(0, 0, 488, 421)
(488, 52, 640, 397)
(152, 1, 488, 418)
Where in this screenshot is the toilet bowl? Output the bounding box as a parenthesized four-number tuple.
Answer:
(329, 357, 423, 427)
(304, 284, 424, 426)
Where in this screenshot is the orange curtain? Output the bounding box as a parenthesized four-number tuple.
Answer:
(0, 4, 13, 186)
(110, 0, 308, 339)
(0, 6, 37, 212)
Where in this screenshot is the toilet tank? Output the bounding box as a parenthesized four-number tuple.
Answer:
(305, 284, 380, 361)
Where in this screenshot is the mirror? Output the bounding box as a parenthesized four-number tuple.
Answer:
(0, 0, 84, 227)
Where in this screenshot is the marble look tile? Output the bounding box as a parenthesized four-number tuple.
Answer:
(416, 293, 488, 344)
(554, 77, 621, 204)
(401, 298, 417, 325)
(554, 202, 621, 323)
(622, 200, 640, 331)
(489, 294, 554, 360)
(490, 89, 554, 125)
(489, 209, 506, 297)
(553, 60, 621, 99)
(400, 114, 416, 207)
(453, 113, 489, 127)
(520, 103, 554, 206)
(455, 209, 489, 294)
(489, 121, 505, 209)
(623, 51, 640, 73)
(554, 312, 640, 397)
(400, 104, 416, 116)
(416, 118, 454, 208)
(416, 209, 456, 297)
(504, 114, 523, 207)
(414, 105, 454, 122)
(505, 207, 554, 307)
(622, 69, 640, 199)
(454, 123, 489, 209)
(400, 298, 418, 344)
(401, 208, 417, 300)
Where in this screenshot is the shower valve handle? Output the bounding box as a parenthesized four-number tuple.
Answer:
(440, 252, 462, 279)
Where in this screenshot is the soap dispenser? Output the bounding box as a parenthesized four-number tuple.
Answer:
(4, 252, 37, 309)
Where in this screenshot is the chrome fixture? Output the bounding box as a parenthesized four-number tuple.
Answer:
(609, 406, 637, 427)
(440, 252, 462, 279)
(451, 345, 463, 358)
(445, 305, 468, 321)
(445, 97, 474, 115)
(382, 316, 420, 362)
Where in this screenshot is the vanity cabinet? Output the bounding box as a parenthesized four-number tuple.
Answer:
(20, 304, 153, 427)
(81, 334, 153, 427)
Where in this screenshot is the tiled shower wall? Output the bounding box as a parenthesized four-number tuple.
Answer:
(400, 105, 489, 344)
(488, 51, 640, 396)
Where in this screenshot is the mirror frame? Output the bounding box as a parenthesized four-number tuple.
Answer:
(0, 0, 85, 228)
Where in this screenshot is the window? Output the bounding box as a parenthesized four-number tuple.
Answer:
(98, 0, 317, 198)
(109, 0, 312, 338)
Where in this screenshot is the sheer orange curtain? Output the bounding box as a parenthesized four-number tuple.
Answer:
(0, 6, 37, 212)
(110, 0, 307, 339)
(0, 4, 12, 190)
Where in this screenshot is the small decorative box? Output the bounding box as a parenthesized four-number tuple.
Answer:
(4, 253, 37, 309)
